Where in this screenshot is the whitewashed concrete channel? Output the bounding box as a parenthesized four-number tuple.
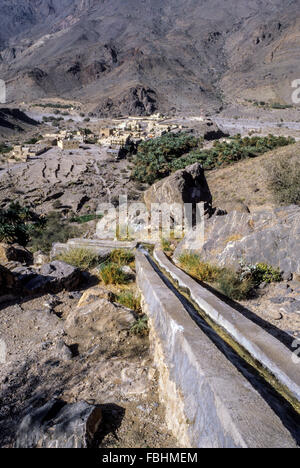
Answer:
(136, 249, 300, 448)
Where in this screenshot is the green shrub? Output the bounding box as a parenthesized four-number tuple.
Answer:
(179, 252, 254, 300)
(28, 212, 80, 253)
(0, 202, 43, 246)
(130, 315, 149, 336)
(56, 248, 99, 270)
(99, 262, 129, 285)
(216, 270, 254, 301)
(267, 156, 300, 205)
(114, 291, 141, 312)
(70, 214, 103, 224)
(252, 263, 282, 284)
(109, 249, 135, 266)
(240, 261, 282, 285)
(178, 252, 222, 283)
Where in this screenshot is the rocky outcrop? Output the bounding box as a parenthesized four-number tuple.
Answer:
(23, 261, 82, 294)
(175, 205, 300, 278)
(144, 163, 212, 214)
(77, 286, 113, 307)
(15, 399, 102, 448)
(65, 297, 137, 349)
(0, 243, 33, 266)
(0, 108, 38, 136)
(0, 149, 145, 216)
(96, 85, 158, 118)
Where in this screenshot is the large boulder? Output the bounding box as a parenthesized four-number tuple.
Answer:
(0, 243, 33, 266)
(15, 399, 102, 448)
(175, 205, 300, 278)
(65, 297, 136, 351)
(23, 261, 82, 294)
(144, 163, 212, 215)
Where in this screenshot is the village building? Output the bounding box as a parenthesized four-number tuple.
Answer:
(57, 139, 80, 150)
(100, 128, 114, 138)
(11, 144, 49, 161)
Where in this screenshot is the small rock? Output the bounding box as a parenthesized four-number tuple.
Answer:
(15, 399, 102, 448)
(282, 271, 293, 281)
(121, 265, 135, 279)
(280, 300, 300, 314)
(0, 243, 33, 266)
(55, 340, 73, 361)
(33, 251, 49, 266)
(265, 309, 283, 321)
(77, 286, 113, 308)
(269, 297, 293, 305)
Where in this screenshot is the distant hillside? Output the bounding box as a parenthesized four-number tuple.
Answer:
(0, 108, 38, 138)
(0, 0, 300, 114)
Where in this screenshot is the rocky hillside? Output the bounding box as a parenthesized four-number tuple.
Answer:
(0, 108, 38, 138)
(0, 0, 300, 114)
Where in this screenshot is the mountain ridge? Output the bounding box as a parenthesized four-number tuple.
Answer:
(0, 0, 300, 115)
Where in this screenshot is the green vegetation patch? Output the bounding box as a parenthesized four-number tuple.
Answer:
(0, 202, 43, 246)
(130, 315, 149, 336)
(267, 155, 300, 205)
(0, 143, 12, 154)
(132, 133, 295, 185)
(56, 247, 99, 270)
(178, 252, 283, 301)
(114, 290, 141, 312)
(131, 132, 200, 184)
(29, 212, 80, 253)
(99, 262, 129, 285)
(70, 214, 103, 224)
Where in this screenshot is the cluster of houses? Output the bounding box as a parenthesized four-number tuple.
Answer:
(99, 116, 182, 147)
(5, 113, 185, 164)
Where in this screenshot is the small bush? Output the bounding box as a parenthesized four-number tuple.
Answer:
(56, 248, 99, 270)
(115, 291, 141, 312)
(29, 212, 80, 253)
(99, 262, 129, 285)
(179, 252, 254, 300)
(0, 202, 43, 246)
(109, 249, 135, 266)
(216, 270, 254, 301)
(178, 252, 222, 282)
(267, 156, 300, 205)
(240, 261, 282, 285)
(130, 315, 149, 336)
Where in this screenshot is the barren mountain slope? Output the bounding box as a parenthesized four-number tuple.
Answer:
(0, 0, 299, 114)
